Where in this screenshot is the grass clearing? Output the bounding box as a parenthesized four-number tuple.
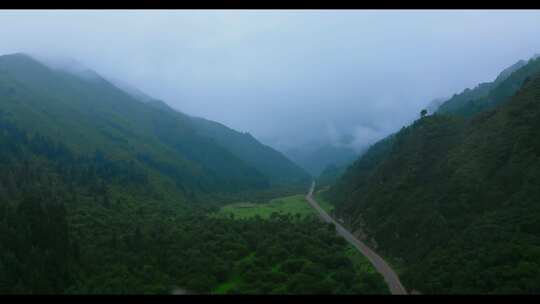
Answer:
(215, 194, 317, 220)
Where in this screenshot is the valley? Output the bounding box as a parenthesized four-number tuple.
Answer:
(3, 50, 540, 295)
(0, 53, 386, 295)
(306, 182, 407, 295)
(2, 9, 540, 296)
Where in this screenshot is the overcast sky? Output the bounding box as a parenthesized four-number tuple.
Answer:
(1, 10, 540, 151)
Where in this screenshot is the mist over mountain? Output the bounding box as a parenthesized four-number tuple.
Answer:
(425, 97, 447, 114)
(3, 10, 540, 296)
(0, 53, 308, 197)
(3, 10, 540, 156)
(437, 55, 540, 117)
(284, 143, 358, 176)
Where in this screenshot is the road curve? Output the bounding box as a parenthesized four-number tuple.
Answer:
(305, 181, 408, 295)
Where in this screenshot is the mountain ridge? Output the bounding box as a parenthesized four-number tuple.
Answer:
(0, 52, 307, 201)
(324, 56, 540, 294)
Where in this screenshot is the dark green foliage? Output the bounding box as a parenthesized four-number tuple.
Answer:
(0, 194, 73, 294)
(317, 163, 347, 187)
(199, 214, 388, 294)
(326, 72, 540, 293)
(0, 93, 384, 294)
(62, 209, 388, 294)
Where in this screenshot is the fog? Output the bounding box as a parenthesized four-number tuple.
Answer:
(2, 10, 540, 152)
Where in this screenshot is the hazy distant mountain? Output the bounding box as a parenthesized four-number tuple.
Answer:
(317, 163, 348, 187)
(437, 55, 540, 116)
(493, 59, 527, 84)
(189, 116, 310, 185)
(425, 97, 447, 114)
(107, 74, 310, 186)
(285, 143, 358, 176)
(107, 77, 158, 104)
(32, 54, 104, 82)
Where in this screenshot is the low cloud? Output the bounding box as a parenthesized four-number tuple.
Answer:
(1, 10, 540, 152)
(349, 125, 387, 152)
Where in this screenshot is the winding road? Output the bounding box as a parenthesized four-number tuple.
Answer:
(305, 181, 408, 295)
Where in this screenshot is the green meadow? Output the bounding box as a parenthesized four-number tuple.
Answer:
(216, 194, 313, 220)
(215, 193, 334, 220)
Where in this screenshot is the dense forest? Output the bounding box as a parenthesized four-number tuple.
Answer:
(324, 56, 540, 293)
(4, 47, 540, 295)
(0, 100, 389, 294)
(0, 53, 390, 294)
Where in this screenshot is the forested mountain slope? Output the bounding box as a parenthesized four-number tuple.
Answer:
(325, 66, 540, 294)
(0, 53, 311, 294)
(110, 68, 310, 187)
(0, 97, 374, 295)
(189, 116, 310, 185)
(0, 53, 307, 200)
(437, 56, 540, 117)
(0, 113, 163, 293)
(0, 116, 377, 294)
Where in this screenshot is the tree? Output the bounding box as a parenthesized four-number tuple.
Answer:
(327, 222, 336, 232)
(420, 109, 428, 118)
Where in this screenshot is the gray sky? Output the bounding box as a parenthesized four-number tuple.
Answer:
(2, 10, 540, 151)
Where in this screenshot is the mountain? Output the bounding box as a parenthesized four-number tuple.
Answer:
(285, 143, 358, 177)
(188, 116, 309, 185)
(107, 73, 310, 186)
(425, 97, 447, 114)
(316, 163, 348, 188)
(493, 59, 527, 83)
(437, 56, 540, 116)
(107, 77, 157, 104)
(324, 60, 540, 293)
(0, 53, 307, 202)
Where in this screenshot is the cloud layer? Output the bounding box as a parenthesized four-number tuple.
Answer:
(2, 10, 540, 151)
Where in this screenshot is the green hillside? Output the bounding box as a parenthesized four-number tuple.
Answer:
(0, 114, 381, 294)
(437, 56, 540, 117)
(110, 71, 310, 188)
(0, 53, 311, 201)
(0, 53, 318, 294)
(325, 68, 540, 293)
(188, 116, 310, 186)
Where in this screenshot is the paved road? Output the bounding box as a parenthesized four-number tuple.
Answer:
(305, 181, 408, 295)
